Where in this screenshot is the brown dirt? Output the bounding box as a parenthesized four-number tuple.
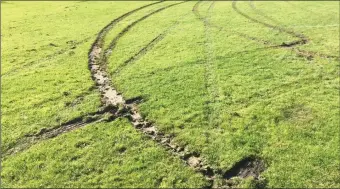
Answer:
(87, 2, 268, 188)
(223, 156, 265, 180)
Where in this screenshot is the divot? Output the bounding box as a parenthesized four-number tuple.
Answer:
(223, 156, 265, 180)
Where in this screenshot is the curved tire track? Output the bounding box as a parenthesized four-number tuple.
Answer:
(89, 1, 267, 188)
(1, 2, 163, 158)
(103, 2, 186, 58)
(232, 0, 339, 60)
(232, 0, 307, 41)
(249, 1, 285, 28)
(2, 107, 118, 157)
(111, 10, 192, 77)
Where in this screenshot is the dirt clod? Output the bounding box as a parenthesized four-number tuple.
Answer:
(49, 43, 58, 47)
(188, 156, 201, 168)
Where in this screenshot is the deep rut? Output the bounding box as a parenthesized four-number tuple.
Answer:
(89, 1, 267, 188)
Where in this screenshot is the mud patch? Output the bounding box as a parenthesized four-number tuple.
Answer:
(223, 156, 265, 180)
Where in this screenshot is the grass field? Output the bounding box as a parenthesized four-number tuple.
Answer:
(1, 1, 339, 188)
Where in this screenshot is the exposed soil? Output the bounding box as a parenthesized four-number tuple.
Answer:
(223, 156, 265, 180)
(3, 2, 274, 188)
(88, 1, 266, 188)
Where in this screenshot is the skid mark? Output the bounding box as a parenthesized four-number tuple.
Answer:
(232, 0, 339, 61)
(2, 107, 118, 157)
(87, 1, 267, 188)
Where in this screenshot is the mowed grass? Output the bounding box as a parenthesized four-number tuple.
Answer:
(1, 1, 340, 188)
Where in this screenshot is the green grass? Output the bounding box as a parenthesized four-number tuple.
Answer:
(1, 119, 207, 188)
(1, 1, 151, 152)
(1, 1, 339, 188)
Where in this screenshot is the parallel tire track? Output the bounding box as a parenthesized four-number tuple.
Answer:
(232, 0, 339, 60)
(107, 3, 193, 77)
(232, 0, 308, 41)
(249, 1, 284, 27)
(103, 2, 186, 59)
(2, 1, 163, 158)
(89, 1, 267, 188)
(193, 1, 221, 129)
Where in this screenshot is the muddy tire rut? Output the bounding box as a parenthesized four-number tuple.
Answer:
(88, 1, 267, 188)
(2, 1, 338, 188)
(3, 2, 279, 188)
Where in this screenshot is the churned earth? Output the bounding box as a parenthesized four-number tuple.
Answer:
(1, 1, 339, 188)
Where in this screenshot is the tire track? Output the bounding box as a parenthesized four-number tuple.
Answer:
(111, 9, 192, 77)
(2, 106, 120, 158)
(232, 0, 307, 42)
(103, 2, 186, 59)
(88, 1, 216, 187)
(89, 1, 268, 188)
(193, 1, 221, 130)
(249, 1, 284, 27)
(2, 2, 163, 158)
(232, 0, 339, 60)
(193, 1, 274, 46)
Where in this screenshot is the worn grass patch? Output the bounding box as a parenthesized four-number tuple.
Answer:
(1, 1, 339, 188)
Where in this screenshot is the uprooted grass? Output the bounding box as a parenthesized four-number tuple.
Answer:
(1, 1, 339, 188)
(1, 1, 151, 153)
(106, 1, 339, 187)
